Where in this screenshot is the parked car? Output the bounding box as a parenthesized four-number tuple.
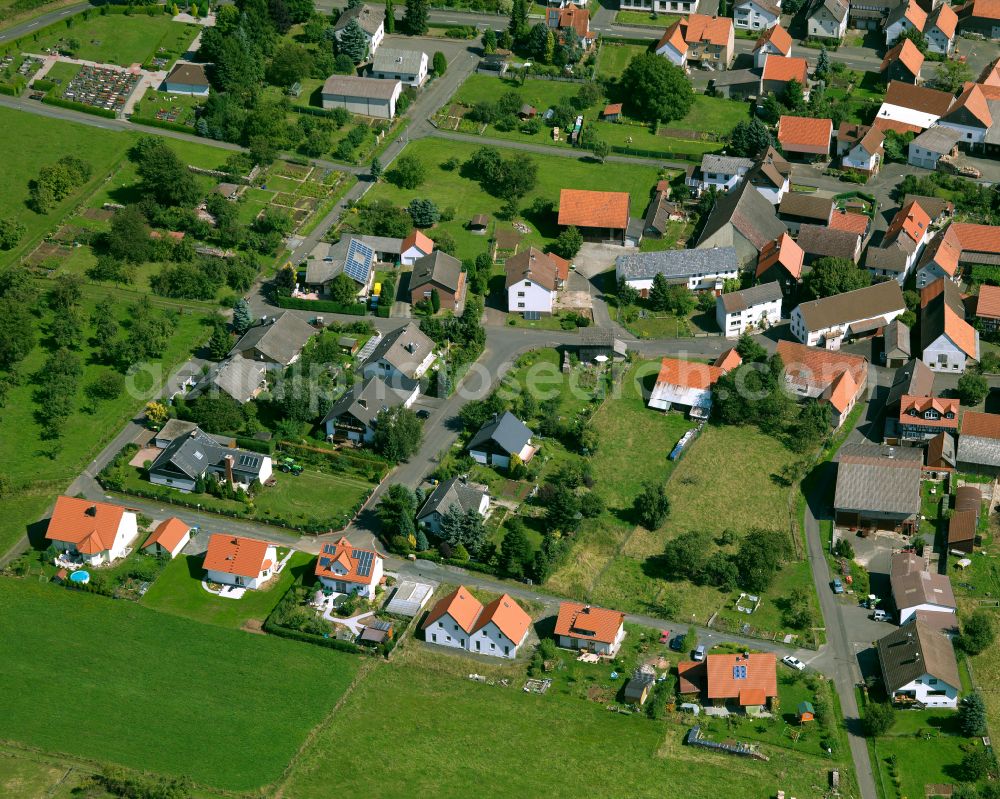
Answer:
(782, 655, 806, 671)
(693, 644, 706, 661)
(871, 609, 889, 622)
(416, 409, 431, 420)
(832, 578, 844, 594)
(659, 630, 671, 644)
(669, 635, 685, 652)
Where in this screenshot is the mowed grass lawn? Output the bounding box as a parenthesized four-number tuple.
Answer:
(29, 15, 199, 66)
(284, 649, 845, 799)
(0, 748, 87, 798)
(366, 138, 660, 261)
(0, 579, 358, 791)
(596, 42, 652, 78)
(142, 550, 314, 629)
(0, 107, 130, 267)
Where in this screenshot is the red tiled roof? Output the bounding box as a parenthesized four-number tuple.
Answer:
(402, 229, 433, 254)
(829, 211, 869, 236)
(423, 586, 484, 633)
(904, 0, 928, 28)
(961, 0, 1000, 20)
(886, 201, 931, 245)
(924, 233, 962, 276)
(962, 411, 1000, 440)
(951, 84, 993, 127)
(899, 395, 960, 428)
(778, 115, 833, 151)
(762, 56, 808, 84)
(706, 653, 777, 701)
(558, 189, 630, 230)
(143, 517, 189, 553)
(977, 284, 1000, 320)
(654, 357, 724, 391)
(473, 593, 532, 643)
(931, 2, 958, 37)
(873, 117, 923, 135)
(548, 4, 590, 37)
(824, 369, 859, 415)
(753, 23, 791, 55)
(683, 12, 733, 46)
(202, 534, 272, 577)
(603, 103, 623, 116)
(880, 38, 924, 76)
(554, 602, 625, 644)
(714, 348, 742, 370)
(656, 19, 689, 55)
(883, 81, 956, 116)
(944, 304, 978, 359)
(776, 340, 868, 414)
(46, 496, 127, 555)
(315, 536, 381, 585)
(757, 232, 804, 279)
(945, 223, 1000, 255)
(677, 661, 704, 694)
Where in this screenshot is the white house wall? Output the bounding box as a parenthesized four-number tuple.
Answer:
(508, 279, 554, 314)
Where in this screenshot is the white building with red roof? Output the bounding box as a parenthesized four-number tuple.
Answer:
(315, 536, 384, 599)
(422, 586, 532, 658)
(734, 0, 781, 31)
(776, 340, 869, 428)
(45, 496, 138, 566)
(647, 351, 742, 418)
(655, 14, 735, 70)
(142, 517, 191, 559)
(400, 229, 433, 266)
(555, 602, 626, 656)
(203, 534, 277, 590)
(753, 24, 792, 66)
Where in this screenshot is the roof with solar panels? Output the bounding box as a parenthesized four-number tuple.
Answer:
(314, 537, 382, 585)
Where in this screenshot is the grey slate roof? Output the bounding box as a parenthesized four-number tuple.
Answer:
(886, 359, 934, 410)
(616, 247, 738, 282)
(356, 235, 403, 255)
(778, 193, 835, 222)
(366, 321, 435, 377)
(409, 250, 463, 294)
(890, 551, 957, 611)
(577, 327, 628, 354)
(795, 280, 905, 332)
(149, 428, 267, 480)
(321, 75, 399, 101)
(957, 433, 1000, 469)
(695, 181, 786, 251)
(305, 239, 350, 286)
(701, 154, 754, 175)
(468, 411, 533, 456)
(322, 375, 416, 428)
(333, 3, 384, 35)
(417, 477, 489, 520)
(866, 242, 912, 274)
(877, 619, 960, 693)
(883, 318, 911, 358)
(833, 442, 922, 516)
(709, 68, 761, 87)
(910, 125, 963, 155)
(796, 224, 861, 260)
(212, 357, 267, 403)
(157, 418, 199, 442)
(372, 48, 426, 76)
(229, 313, 316, 366)
(810, 0, 848, 22)
(718, 281, 783, 313)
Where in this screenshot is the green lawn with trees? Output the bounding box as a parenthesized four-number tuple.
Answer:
(0, 578, 359, 792)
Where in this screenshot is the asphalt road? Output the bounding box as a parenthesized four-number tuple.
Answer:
(0, 1, 89, 43)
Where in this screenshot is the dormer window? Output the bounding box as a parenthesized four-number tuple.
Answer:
(945, 412, 955, 419)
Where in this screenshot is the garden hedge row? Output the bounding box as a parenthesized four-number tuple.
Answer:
(263, 617, 362, 653)
(42, 95, 117, 119)
(276, 295, 366, 315)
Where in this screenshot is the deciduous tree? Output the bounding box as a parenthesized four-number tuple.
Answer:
(619, 52, 694, 122)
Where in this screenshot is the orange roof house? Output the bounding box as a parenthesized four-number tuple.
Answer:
(880, 38, 924, 82)
(547, 4, 592, 41)
(678, 653, 778, 708)
(762, 56, 808, 86)
(45, 496, 136, 564)
(558, 189, 630, 244)
(940, 84, 993, 131)
(401, 229, 434, 265)
(555, 602, 626, 655)
(647, 353, 741, 418)
(315, 536, 383, 598)
(899, 395, 960, 432)
(656, 14, 733, 65)
(714, 347, 742, 371)
(202, 534, 276, 587)
(829, 210, 870, 237)
(887, 201, 931, 246)
(423, 586, 533, 657)
(777, 115, 833, 156)
(757, 232, 804, 283)
(776, 340, 868, 425)
(920, 277, 979, 369)
(977, 284, 1000, 324)
(142, 517, 191, 559)
(753, 23, 792, 56)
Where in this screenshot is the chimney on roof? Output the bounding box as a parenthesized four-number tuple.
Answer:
(190, 430, 198, 438)
(85, 505, 97, 517)
(224, 455, 235, 486)
(582, 604, 591, 613)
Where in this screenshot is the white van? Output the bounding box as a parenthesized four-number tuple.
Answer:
(871, 610, 889, 622)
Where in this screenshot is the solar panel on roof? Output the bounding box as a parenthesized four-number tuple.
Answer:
(344, 239, 374, 285)
(353, 548, 373, 577)
(322, 543, 335, 554)
(733, 665, 747, 680)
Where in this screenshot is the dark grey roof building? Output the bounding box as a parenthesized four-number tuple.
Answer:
(876, 619, 960, 702)
(229, 313, 317, 367)
(890, 551, 957, 621)
(410, 251, 463, 294)
(718, 281, 783, 314)
(695, 181, 787, 266)
(468, 411, 534, 464)
(148, 427, 270, 490)
(333, 3, 384, 35)
(616, 247, 739, 285)
(417, 477, 490, 531)
(322, 375, 418, 441)
(834, 442, 922, 529)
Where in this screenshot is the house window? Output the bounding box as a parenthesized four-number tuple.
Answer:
(524, 281, 531, 286)
(475, 640, 481, 650)
(454, 623, 459, 631)
(517, 302, 525, 308)
(432, 633, 437, 642)
(929, 678, 938, 685)
(439, 621, 444, 627)
(491, 642, 496, 649)
(517, 291, 525, 297)
(504, 645, 510, 655)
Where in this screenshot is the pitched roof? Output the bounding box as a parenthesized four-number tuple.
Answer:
(757, 232, 804, 279)
(795, 281, 904, 332)
(942, 84, 993, 128)
(321, 375, 416, 428)
(165, 62, 209, 87)
(796, 224, 861, 260)
(695, 181, 787, 251)
(926, 429, 956, 468)
(877, 619, 960, 692)
(656, 19, 689, 55)
(321, 75, 399, 101)
(46, 496, 126, 554)
(918, 233, 962, 277)
(903, 195, 954, 220)
(410, 250, 463, 294)
(977, 284, 1000, 319)
(888, 359, 935, 411)
(505, 247, 562, 291)
(705, 653, 777, 701)
(899, 394, 959, 428)
(747, 146, 792, 190)
(719, 281, 783, 313)
(148, 428, 267, 481)
(884, 80, 957, 117)
(754, 22, 791, 54)
(809, 0, 849, 22)
(209, 356, 266, 403)
(890, 551, 957, 610)
(702, 154, 754, 174)
(422, 586, 483, 633)
(549, 4, 590, 36)
(554, 602, 625, 644)
(315, 536, 381, 585)
(881, 38, 924, 76)
(654, 357, 727, 391)
(829, 210, 870, 236)
(775, 340, 868, 413)
(961, 410, 1000, 440)
(558, 189, 629, 230)
(911, 125, 963, 155)
(372, 47, 426, 76)
(682, 12, 733, 46)
(949, 509, 977, 545)
(778, 116, 834, 151)
(333, 3, 384, 34)
(929, 1, 958, 36)
(144, 517, 190, 553)
(603, 102, 623, 115)
(202, 534, 272, 577)
(824, 368, 859, 414)
(886, 201, 931, 246)
(856, 127, 887, 157)
(715, 347, 743, 370)
(473, 594, 532, 643)
(955, 485, 982, 514)
(230, 313, 316, 366)
(920, 279, 978, 359)
(779, 193, 834, 223)
(884, 318, 911, 357)
(959, 412, 1000, 467)
(468, 411, 533, 455)
(402, 229, 433, 254)
(366, 321, 435, 377)
(959, 0, 1000, 20)
(418, 477, 489, 520)
(617, 247, 738, 282)
(762, 56, 808, 84)
(944, 223, 1000, 256)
